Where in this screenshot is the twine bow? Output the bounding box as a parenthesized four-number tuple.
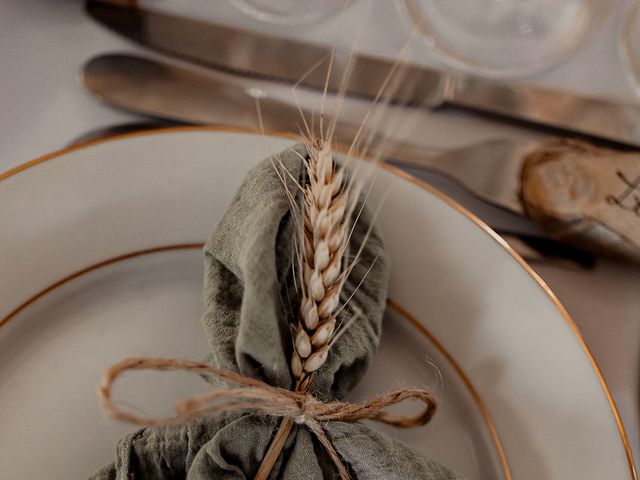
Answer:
(99, 357, 437, 480)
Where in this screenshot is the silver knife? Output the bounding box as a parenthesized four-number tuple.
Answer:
(86, 0, 640, 148)
(83, 54, 640, 263)
(65, 120, 598, 269)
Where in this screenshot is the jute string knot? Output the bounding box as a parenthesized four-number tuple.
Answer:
(98, 357, 437, 480)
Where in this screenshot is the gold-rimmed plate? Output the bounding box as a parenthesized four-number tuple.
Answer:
(0, 127, 634, 479)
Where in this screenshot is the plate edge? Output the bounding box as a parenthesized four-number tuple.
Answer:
(1, 124, 635, 479)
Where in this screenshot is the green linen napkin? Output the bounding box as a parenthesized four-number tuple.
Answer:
(91, 144, 463, 480)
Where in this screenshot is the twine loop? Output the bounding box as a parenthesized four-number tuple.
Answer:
(99, 357, 437, 480)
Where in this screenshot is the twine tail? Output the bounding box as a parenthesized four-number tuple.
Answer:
(306, 418, 350, 480)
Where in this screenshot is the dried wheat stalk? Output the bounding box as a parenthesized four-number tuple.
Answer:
(255, 135, 355, 480)
(291, 137, 350, 392)
(256, 44, 394, 479)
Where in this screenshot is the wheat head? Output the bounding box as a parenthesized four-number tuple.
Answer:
(290, 136, 351, 392)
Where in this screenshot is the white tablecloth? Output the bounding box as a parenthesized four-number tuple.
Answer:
(2, 0, 639, 472)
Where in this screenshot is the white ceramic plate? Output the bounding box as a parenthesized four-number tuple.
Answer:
(0, 127, 634, 479)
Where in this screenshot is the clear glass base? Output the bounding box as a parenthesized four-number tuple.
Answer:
(401, 0, 616, 78)
(228, 0, 352, 25)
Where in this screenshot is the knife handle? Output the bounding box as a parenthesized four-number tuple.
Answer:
(521, 139, 640, 263)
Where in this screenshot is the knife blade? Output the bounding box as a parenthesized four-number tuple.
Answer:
(82, 53, 529, 215)
(86, 0, 640, 148)
(64, 119, 596, 268)
(82, 53, 640, 263)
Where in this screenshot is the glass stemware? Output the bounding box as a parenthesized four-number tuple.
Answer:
(400, 0, 617, 78)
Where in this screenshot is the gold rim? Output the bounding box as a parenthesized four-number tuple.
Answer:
(387, 299, 510, 478)
(0, 124, 635, 478)
(0, 244, 203, 329)
(0, 243, 511, 478)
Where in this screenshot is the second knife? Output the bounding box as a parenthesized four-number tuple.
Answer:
(83, 54, 640, 262)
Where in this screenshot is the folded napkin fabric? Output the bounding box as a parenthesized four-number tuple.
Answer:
(91, 144, 463, 480)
